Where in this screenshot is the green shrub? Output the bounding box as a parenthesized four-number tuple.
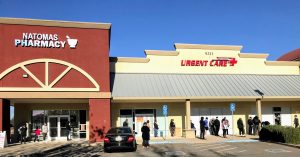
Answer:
(259, 125, 300, 144)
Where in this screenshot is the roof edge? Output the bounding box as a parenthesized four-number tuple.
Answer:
(239, 53, 269, 59)
(265, 61, 300, 66)
(109, 57, 150, 63)
(0, 17, 111, 29)
(144, 50, 179, 56)
(174, 43, 243, 51)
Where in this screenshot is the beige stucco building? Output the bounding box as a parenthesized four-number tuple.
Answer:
(110, 43, 300, 138)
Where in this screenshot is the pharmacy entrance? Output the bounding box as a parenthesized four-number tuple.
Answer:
(48, 115, 70, 140)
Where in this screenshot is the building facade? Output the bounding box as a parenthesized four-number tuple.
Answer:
(0, 18, 300, 142)
(110, 44, 300, 137)
(0, 18, 111, 142)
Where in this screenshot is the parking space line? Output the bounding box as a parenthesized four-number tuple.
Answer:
(216, 147, 237, 153)
(238, 150, 247, 153)
(198, 145, 231, 152)
(193, 143, 222, 148)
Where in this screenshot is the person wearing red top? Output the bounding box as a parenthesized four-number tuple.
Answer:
(34, 126, 41, 142)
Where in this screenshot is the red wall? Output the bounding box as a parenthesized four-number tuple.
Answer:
(0, 24, 110, 92)
(89, 98, 110, 142)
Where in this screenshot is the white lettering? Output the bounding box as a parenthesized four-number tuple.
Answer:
(48, 34, 53, 40)
(60, 41, 66, 48)
(36, 34, 43, 40)
(15, 33, 77, 49)
(22, 33, 28, 40)
(53, 34, 58, 41)
(40, 40, 48, 47)
(15, 39, 21, 47)
(34, 40, 40, 47)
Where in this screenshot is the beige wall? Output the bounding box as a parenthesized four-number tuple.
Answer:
(110, 45, 300, 75)
(112, 101, 300, 136)
(112, 102, 185, 137)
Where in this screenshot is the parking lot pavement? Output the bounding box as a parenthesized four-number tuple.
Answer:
(101, 141, 300, 157)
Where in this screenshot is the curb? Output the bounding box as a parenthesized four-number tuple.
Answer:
(260, 140, 300, 149)
(275, 142, 300, 149)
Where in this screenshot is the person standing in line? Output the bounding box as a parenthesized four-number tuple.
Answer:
(42, 123, 48, 141)
(34, 126, 41, 142)
(141, 122, 150, 148)
(209, 118, 215, 135)
(154, 120, 159, 137)
(214, 117, 220, 136)
(147, 120, 150, 128)
(123, 119, 129, 127)
(199, 117, 206, 139)
(221, 117, 229, 138)
(19, 124, 27, 144)
(66, 121, 71, 141)
(237, 118, 245, 137)
(253, 116, 261, 135)
(294, 115, 299, 128)
(247, 117, 253, 135)
(169, 119, 176, 137)
(204, 117, 209, 135)
(191, 120, 196, 136)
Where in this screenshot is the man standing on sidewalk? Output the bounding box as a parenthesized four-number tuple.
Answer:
(294, 115, 299, 128)
(42, 123, 48, 141)
(214, 117, 220, 136)
(154, 120, 159, 137)
(247, 117, 253, 135)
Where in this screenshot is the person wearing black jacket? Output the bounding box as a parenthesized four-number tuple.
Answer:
(154, 120, 159, 137)
(191, 120, 196, 136)
(237, 118, 245, 136)
(247, 117, 253, 135)
(66, 121, 71, 141)
(253, 116, 261, 135)
(141, 122, 150, 148)
(199, 117, 206, 139)
(294, 115, 299, 128)
(19, 124, 27, 144)
(213, 117, 220, 136)
(169, 119, 176, 137)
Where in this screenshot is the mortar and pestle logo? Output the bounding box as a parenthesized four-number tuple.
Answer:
(66, 35, 78, 48)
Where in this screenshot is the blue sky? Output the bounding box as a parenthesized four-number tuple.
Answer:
(1, 0, 300, 60)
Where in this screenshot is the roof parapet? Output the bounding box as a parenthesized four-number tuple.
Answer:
(0, 17, 111, 29)
(239, 53, 269, 59)
(265, 61, 300, 66)
(144, 50, 179, 56)
(110, 57, 150, 63)
(174, 43, 243, 51)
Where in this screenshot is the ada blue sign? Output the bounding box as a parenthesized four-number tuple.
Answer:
(230, 103, 235, 112)
(163, 104, 168, 116)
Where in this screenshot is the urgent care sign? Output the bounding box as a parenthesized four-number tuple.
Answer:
(181, 57, 238, 67)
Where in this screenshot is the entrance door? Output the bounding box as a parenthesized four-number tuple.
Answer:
(135, 114, 154, 136)
(48, 115, 70, 140)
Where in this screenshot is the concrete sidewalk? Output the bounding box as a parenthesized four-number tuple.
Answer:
(136, 135, 260, 144)
(0, 140, 79, 156)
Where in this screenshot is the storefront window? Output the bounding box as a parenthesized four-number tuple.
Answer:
(31, 109, 86, 139)
(32, 110, 45, 130)
(47, 110, 62, 115)
(120, 109, 133, 128)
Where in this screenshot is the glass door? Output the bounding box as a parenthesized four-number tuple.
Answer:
(48, 115, 70, 140)
(60, 116, 69, 137)
(49, 117, 58, 138)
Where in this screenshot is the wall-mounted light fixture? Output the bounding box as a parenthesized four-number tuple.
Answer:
(22, 74, 28, 78)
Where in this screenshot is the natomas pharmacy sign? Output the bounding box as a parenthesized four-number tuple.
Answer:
(14, 33, 78, 48)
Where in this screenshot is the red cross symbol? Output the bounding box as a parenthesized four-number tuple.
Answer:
(229, 58, 238, 66)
